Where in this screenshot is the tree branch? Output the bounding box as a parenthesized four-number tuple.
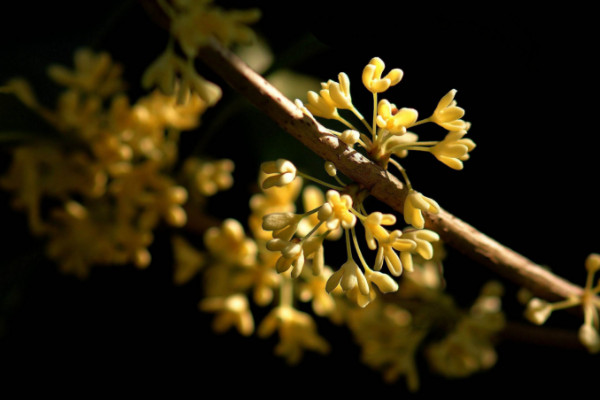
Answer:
(196, 38, 586, 303)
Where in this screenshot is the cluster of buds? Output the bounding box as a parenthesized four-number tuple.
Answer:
(258, 159, 440, 308)
(297, 57, 475, 176)
(0, 48, 216, 278)
(524, 254, 600, 353)
(143, 0, 260, 105)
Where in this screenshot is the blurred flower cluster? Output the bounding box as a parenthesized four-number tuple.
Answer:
(0, 48, 232, 278)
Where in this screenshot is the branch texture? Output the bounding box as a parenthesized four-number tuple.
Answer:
(197, 38, 585, 302)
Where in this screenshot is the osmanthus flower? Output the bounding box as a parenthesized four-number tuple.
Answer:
(318, 190, 356, 230)
(402, 229, 441, 261)
(347, 266, 400, 308)
(168, 0, 261, 57)
(376, 100, 419, 135)
(257, 305, 330, 365)
(182, 157, 234, 197)
(142, 48, 222, 106)
(430, 89, 468, 131)
(204, 218, 258, 267)
(322, 72, 353, 110)
(524, 253, 600, 353)
(374, 229, 417, 276)
(262, 211, 304, 241)
(199, 294, 254, 337)
(404, 189, 440, 229)
(260, 159, 297, 189)
(426, 281, 505, 378)
(362, 57, 404, 94)
(248, 174, 302, 241)
(298, 266, 337, 317)
(305, 89, 339, 119)
(430, 130, 476, 170)
(297, 185, 343, 240)
(363, 211, 397, 250)
(231, 253, 281, 307)
(326, 258, 370, 296)
(266, 235, 325, 278)
(47, 48, 125, 98)
(171, 235, 205, 285)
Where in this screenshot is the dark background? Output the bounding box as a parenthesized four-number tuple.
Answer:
(1, 1, 598, 396)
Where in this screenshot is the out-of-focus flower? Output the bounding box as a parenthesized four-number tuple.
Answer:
(204, 218, 257, 267)
(199, 294, 254, 336)
(257, 305, 329, 364)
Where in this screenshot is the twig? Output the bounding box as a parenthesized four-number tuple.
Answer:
(196, 37, 586, 303)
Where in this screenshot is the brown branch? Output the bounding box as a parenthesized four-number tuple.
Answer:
(196, 38, 586, 303)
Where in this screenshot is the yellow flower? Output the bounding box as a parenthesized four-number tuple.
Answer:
(267, 235, 324, 278)
(376, 99, 418, 135)
(297, 185, 343, 240)
(363, 211, 397, 250)
(183, 158, 234, 197)
(362, 57, 403, 93)
(170, 2, 261, 57)
(326, 259, 369, 296)
(204, 218, 257, 267)
(305, 89, 339, 119)
(374, 230, 417, 276)
(199, 294, 254, 336)
(47, 47, 125, 97)
(431, 89, 468, 131)
(171, 235, 205, 285)
(260, 159, 297, 189)
(403, 229, 440, 260)
(430, 130, 476, 170)
(318, 190, 356, 230)
(404, 189, 440, 229)
(322, 72, 353, 110)
(257, 305, 330, 364)
(524, 298, 553, 325)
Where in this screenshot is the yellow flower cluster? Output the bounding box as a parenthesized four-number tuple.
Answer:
(346, 259, 504, 391)
(0, 48, 216, 278)
(298, 57, 475, 183)
(256, 159, 440, 309)
(524, 253, 600, 353)
(143, 0, 260, 104)
(193, 155, 505, 388)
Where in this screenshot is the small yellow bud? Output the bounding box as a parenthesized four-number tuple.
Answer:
(585, 253, 600, 272)
(579, 324, 600, 353)
(324, 161, 337, 177)
(524, 298, 553, 325)
(340, 129, 360, 147)
(261, 159, 297, 189)
(404, 189, 440, 229)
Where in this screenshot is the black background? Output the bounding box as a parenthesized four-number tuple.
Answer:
(1, 1, 598, 396)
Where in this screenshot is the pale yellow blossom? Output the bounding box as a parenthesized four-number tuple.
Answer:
(204, 218, 257, 267)
(257, 305, 330, 364)
(430, 89, 468, 131)
(362, 57, 403, 93)
(199, 294, 254, 336)
(430, 130, 476, 170)
(404, 189, 440, 229)
(376, 99, 418, 135)
(261, 159, 297, 189)
(318, 190, 356, 230)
